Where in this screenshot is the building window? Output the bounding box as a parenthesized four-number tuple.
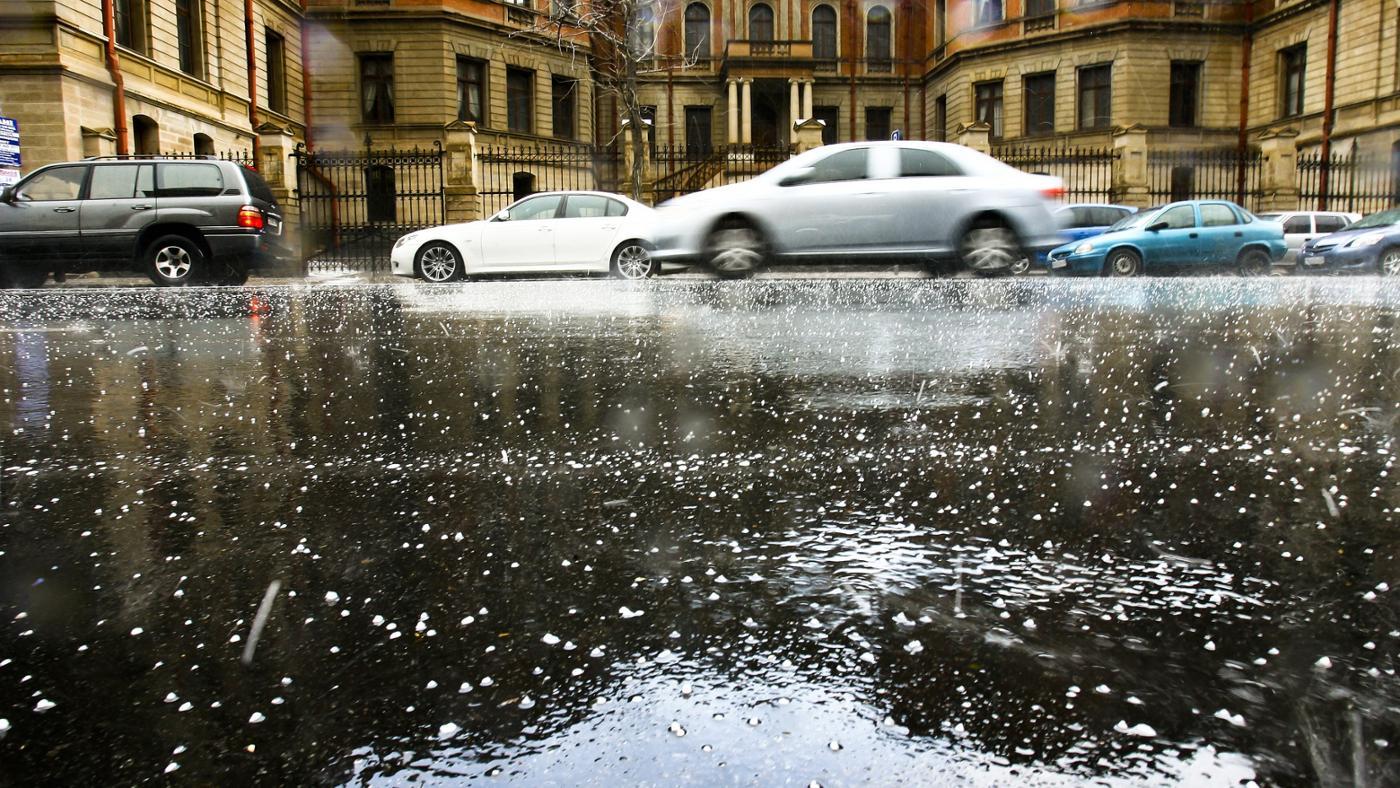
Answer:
(507, 67, 533, 133)
(366, 164, 395, 223)
(749, 3, 774, 40)
(814, 106, 839, 144)
(639, 105, 657, 154)
(360, 54, 394, 123)
(1077, 63, 1111, 130)
(175, 0, 204, 77)
(1280, 45, 1305, 118)
(975, 0, 1002, 26)
(934, 94, 947, 141)
(1169, 61, 1200, 128)
(685, 106, 713, 152)
(975, 80, 1003, 138)
(552, 76, 577, 139)
(865, 107, 892, 140)
(114, 0, 147, 53)
(1024, 72, 1055, 136)
(1025, 0, 1053, 17)
(866, 6, 891, 72)
(457, 57, 486, 124)
(935, 0, 946, 45)
(266, 31, 287, 115)
(684, 3, 710, 59)
(813, 5, 837, 60)
(629, 3, 656, 57)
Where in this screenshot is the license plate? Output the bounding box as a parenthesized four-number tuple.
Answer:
(1304, 255, 1324, 266)
(1051, 258, 1068, 269)
(267, 217, 282, 236)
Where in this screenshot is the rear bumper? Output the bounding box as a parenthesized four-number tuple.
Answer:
(206, 231, 292, 269)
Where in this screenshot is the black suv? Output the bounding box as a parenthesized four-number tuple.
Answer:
(0, 157, 289, 288)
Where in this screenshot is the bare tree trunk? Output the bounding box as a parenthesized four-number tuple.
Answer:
(623, 55, 644, 201)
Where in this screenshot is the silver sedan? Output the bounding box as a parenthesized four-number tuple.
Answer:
(651, 141, 1066, 278)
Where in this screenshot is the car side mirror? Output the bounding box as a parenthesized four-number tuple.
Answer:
(492, 210, 509, 222)
(1146, 221, 1168, 232)
(778, 167, 815, 187)
(0, 185, 12, 203)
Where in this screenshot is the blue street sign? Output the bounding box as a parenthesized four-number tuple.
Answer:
(890, 129, 903, 141)
(0, 117, 19, 168)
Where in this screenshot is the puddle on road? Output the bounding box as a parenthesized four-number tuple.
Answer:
(0, 279, 1397, 784)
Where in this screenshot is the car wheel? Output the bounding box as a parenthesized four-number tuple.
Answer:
(1105, 248, 1141, 277)
(612, 241, 656, 280)
(415, 241, 464, 283)
(1380, 248, 1400, 276)
(1009, 256, 1032, 276)
(958, 219, 1022, 275)
(145, 235, 204, 286)
(212, 258, 250, 286)
(704, 217, 766, 279)
(1236, 248, 1271, 277)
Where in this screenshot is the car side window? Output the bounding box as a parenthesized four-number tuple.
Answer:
(1315, 215, 1348, 233)
(1097, 208, 1130, 226)
(605, 199, 628, 217)
(1200, 204, 1238, 227)
(88, 165, 144, 200)
(136, 165, 155, 198)
(15, 166, 87, 201)
(1282, 215, 1311, 234)
(506, 195, 563, 221)
(1067, 207, 1096, 228)
(158, 163, 224, 198)
(1158, 205, 1196, 229)
(563, 195, 612, 219)
(898, 149, 960, 177)
(806, 149, 868, 184)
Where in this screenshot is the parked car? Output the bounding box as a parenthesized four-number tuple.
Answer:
(1254, 210, 1359, 265)
(391, 191, 664, 282)
(1046, 200, 1285, 276)
(0, 156, 288, 288)
(1297, 206, 1400, 275)
(1013, 203, 1138, 274)
(650, 141, 1065, 278)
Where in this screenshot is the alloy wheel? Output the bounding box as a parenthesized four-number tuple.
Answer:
(1009, 257, 1032, 276)
(1382, 250, 1400, 276)
(707, 226, 764, 275)
(960, 225, 1019, 272)
(155, 246, 192, 281)
(615, 244, 652, 279)
(420, 245, 459, 282)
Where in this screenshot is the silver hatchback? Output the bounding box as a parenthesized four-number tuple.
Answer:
(651, 141, 1065, 278)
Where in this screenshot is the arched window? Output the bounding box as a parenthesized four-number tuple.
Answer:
(193, 133, 214, 157)
(132, 114, 159, 154)
(867, 6, 891, 71)
(812, 5, 837, 60)
(628, 4, 656, 57)
(748, 3, 773, 41)
(684, 3, 710, 59)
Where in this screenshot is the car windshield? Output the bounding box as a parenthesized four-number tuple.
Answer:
(1349, 207, 1400, 229)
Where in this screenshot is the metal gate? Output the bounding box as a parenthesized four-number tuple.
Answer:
(295, 142, 445, 271)
(476, 143, 622, 216)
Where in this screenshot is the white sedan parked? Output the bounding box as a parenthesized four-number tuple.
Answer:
(391, 191, 664, 281)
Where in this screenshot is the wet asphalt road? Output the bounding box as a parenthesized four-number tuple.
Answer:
(1, 278, 1398, 785)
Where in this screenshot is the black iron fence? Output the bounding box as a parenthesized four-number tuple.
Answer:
(1148, 148, 1263, 210)
(992, 145, 1116, 203)
(1297, 150, 1398, 215)
(651, 144, 791, 202)
(294, 143, 445, 272)
(476, 143, 622, 216)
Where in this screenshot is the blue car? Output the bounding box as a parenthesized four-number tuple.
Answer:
(1298, 207, 1400, 275)
(1046, 200, 1285, 276)
(1015, 203, 1137, 274)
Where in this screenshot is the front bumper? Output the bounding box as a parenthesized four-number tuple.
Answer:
(1303, 243, 1380, 273)
(1045, 248, 1107, 276)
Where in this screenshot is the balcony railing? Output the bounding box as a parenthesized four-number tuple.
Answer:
(1023, 13, 1056, 31)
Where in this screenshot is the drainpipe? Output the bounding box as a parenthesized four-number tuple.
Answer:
(1317, 0, 1340, 210)
(102, 0, 130, 154)
(245, 0, 261, 163)
(1235, 0, 1252, 205)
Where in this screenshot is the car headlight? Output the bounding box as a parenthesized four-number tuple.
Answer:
(1073, 242, 1096, 255)
(394, 233, 416, 250)
(1347, 233, 1385, 247)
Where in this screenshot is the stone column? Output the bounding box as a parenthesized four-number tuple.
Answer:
(257, 122, 302, 272)
(789, 79, 800, 126)
(727, 80, 739, 144)
(954, 121, 992, 155)
(442, 120, 479, 223)
(1256, 127, 1300, 212)
(741, 79, 753, 145)
(802, 79, 814, 121)
(1110, 124, 1150, 208)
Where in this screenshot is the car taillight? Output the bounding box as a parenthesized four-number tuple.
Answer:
(1040, 185, 1065, 200)
(237, 205, 264, 230)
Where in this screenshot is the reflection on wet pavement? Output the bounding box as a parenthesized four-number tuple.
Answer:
(1, 279, 1397, 785)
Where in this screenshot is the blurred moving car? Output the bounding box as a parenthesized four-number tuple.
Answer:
(651, 141, 1065, 278)
(1013, 203, 1137, 274)
(391, 191, 662, 282)
(1046, 200, 1285, 276)
(1297, 207, 1400, 275)
(1254, 210, 1359, 265)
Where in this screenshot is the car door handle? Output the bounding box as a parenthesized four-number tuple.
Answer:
(53, 207, 76, 213)
(1189, 232, 1199, 238)
(537, 227, 552, 232)
(131, 205, 152, 211)
(1234, 231, 1243, 237)
(600, 224, 618, 230)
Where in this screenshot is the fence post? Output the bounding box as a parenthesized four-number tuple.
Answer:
(619, 116, 653, 201)
(1111, 124, 1150, 208)
(442, 120, 479, 223)
(954, 121, 992, 154)
(257, 122, 301, 272)
(792, 118, 826, 154)
(1256, 127, 1300, 212)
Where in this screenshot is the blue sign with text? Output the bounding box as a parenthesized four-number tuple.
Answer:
(0, 117, 19, 168)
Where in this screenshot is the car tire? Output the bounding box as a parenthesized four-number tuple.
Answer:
(612, 240, 657, 280)
(1105, 248, 1141, 277)
(414, 241, 465, 283)
(1236, 248, 1271, 277)
(704, 217, 766, 279)
(1379, 248, 1400, 277)
(1008, 256, 1032, 276)
(958, 218, 1022, 275)
(0, 262, 48, 289)
(144, 235, 204, 287)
